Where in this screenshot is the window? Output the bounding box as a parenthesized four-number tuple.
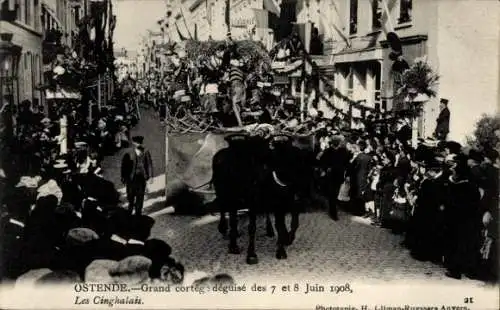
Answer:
(372, 0, 382, 30)
(399, 0, 412, 24)
(349, 0, 358, 35)
(24, 0, 30, 26)
(15, 0, 21, 21)
(74, 6, 80, 23)
(41, 9, 45, 29)
(347, 67, 354, 97)
(34, 0, 40, 30)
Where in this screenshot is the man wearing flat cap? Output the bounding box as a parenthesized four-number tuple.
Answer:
(434, 98, 450, 141)
(121, 136, 153, 216)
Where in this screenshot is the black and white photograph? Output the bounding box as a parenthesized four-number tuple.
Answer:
(0, 0, 498, 308)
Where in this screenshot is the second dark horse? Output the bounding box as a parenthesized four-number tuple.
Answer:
(212, 134, 316, 264)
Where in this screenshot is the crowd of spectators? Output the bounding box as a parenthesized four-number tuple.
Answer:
(315, 126, 498, 282)
(0, 96, 237, 287)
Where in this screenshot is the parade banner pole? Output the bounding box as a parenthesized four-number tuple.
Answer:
(164, 101, 169, 201)
(300, 78, 305, 122)
(97, 74, 102, 111)
(59, 114, 68, 155)
(300, 22, 312, 122)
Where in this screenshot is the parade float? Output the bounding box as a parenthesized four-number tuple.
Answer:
(159, 32, 440, 213)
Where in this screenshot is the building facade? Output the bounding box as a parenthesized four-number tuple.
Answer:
(1, 0, 44, 109)
(165, 0, 277, 48)
(158, 0, 498, 142)
(294, 0, 498, 142)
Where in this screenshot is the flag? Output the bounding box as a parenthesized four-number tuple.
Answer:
(175, 22, 188, 41)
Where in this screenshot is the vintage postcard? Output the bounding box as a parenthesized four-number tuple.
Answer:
(0, 0, 498, 308)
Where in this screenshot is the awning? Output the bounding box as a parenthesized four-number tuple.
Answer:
(46, 89, 81, 99)
(333, 48, 383, 64)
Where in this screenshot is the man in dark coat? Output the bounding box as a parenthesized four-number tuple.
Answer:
(407, 159, 446, 263)
(320, 136, 350, 220)
(347, 139, 372, 216)
(443, 154, 482, 279)
(478, 148, 499, 281)
(434, 98, 450, 141)
(121, 136, 153, 216)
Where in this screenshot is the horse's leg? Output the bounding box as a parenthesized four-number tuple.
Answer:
(274, 212, 288, 260)
(265, 212, 275, 237)
(246, 210, 259, 264)
(286, 211, 299, 246)
(228, 208, 240, 254)
(218, 208, 228, 236)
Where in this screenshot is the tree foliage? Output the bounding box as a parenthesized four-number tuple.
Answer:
(467, 114, 500, 151)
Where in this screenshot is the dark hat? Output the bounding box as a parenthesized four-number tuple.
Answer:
(440, 98, 449, 104)
(484, 148, 499, 162)
(143, 239, 173, 279)
(447, 153, 468, 165)
(106, 208, 131, 237)
(468, 149, 484, 162)
(144, 239, 172, 260)
(131, 136, 144, 144)
(128, 215, 155, 242)
(445, 141, 462, 155)
(423, 158, 442, 170)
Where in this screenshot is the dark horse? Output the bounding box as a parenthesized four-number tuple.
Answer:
(212, 133, 318, 264)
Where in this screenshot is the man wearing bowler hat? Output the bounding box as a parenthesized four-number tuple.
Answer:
(434, 98, 450, 141)
(121, 136, 153, 216)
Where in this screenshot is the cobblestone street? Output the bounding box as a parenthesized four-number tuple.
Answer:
(102, 109, 488, 286)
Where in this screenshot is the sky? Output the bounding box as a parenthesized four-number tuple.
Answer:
(113, 0, 166, 52)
